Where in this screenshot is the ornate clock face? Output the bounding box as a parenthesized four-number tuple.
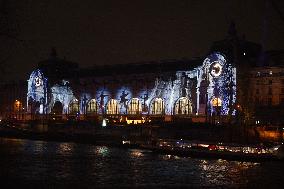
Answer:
(210, 61, 222, 77)
(35, 76, 42, 87)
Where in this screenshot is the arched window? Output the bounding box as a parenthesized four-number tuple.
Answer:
(87, 99, 97, 114)
(174, 97, 192, 115)
(106, 99, 119, 114)
(69, 99, 79, 114)
(127, 98, 142, 114)
(150, 98, 164, 115)
(212, 97, 222, 107)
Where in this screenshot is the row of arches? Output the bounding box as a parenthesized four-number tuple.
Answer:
(52, 97, 193, 115)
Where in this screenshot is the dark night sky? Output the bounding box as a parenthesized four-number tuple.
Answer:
(1, 0, 284, 81)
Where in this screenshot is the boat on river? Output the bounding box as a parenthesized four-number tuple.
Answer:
(138, 139, 284, 161)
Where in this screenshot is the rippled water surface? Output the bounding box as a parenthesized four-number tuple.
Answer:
(0, 137, 283, 188)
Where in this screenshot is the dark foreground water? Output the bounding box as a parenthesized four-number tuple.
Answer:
(0, 137, 283, 188)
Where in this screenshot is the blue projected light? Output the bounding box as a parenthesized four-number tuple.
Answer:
(27, 69, 48, 114)
(27, 52, 236, 118)
(116, 87, 132, 114)
(196, 52, 236, 116)
(96, 88, 110, 114)
(138, 89, 149, 114)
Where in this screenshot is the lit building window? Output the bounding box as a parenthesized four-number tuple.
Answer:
(150, 98, 164, 115)
(212, 97, 222, 107)
(269, 71, 273, 75)
(106, 99, 119, 114)
(87, 99, 97, 114)
(174, 97, 192, 115)
(69, 99, 79, 114)
(127, 98, 142, 114)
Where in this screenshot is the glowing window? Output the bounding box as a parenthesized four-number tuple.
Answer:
(87, 99, 97, 114)
(174, 97, 192, 115)
(150, 98, 164, 115)
(127, 98, 142, 114)
(69, 99, 79, 114)
(212, 98, 222, 107)
(106, 99, 120, 114)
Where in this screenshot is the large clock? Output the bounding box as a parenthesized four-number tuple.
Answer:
(35, 76, 42, 87)
(210, 61, 222, 77)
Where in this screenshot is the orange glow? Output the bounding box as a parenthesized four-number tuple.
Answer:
(126, 117, 146, 124)
(14, 100, 22, 111)
(212, 98, 222, 107)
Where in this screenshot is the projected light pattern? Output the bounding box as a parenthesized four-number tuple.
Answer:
(27, 69, 48, 114)
(50, 82, 76, 114)
(196, 52, 236, 116)
(138, 89, 149, 114)
(80, 93, 91, 114)
(96, 88, 110, 114)
(27, 52, 236, 117)
(116, 87, 132, 114)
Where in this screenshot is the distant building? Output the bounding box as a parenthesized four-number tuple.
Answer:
(26, 49, 237, 123)
(249, 50, 284, 124)
(7, 22, 284, 125)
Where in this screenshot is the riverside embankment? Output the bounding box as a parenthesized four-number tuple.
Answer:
(1, 119, 283, 146)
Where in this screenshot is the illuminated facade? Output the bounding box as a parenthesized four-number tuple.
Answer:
(27, 52, 237, 122)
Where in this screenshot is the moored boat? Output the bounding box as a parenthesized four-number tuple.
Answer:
(139, 139, 284, 161)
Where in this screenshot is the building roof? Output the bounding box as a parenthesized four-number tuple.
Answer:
(77, 58, 202, 78)
(36, 49, 78, 82)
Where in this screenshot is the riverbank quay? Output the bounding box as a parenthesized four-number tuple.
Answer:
(0, 119, 283, 145)
(1, 120, 283, 162)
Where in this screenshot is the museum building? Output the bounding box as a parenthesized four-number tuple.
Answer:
(26, 49, 237, 123)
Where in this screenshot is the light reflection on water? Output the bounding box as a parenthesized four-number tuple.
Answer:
(0, 137, 283, 188)
(129, 149, 144, 158)
(96, 146, 109, 157)
(57, 143, 74, 155)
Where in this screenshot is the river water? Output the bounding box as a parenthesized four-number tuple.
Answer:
(0, 137, 283, 188)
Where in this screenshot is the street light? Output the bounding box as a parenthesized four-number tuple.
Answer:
(14, 100, 22, 119)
